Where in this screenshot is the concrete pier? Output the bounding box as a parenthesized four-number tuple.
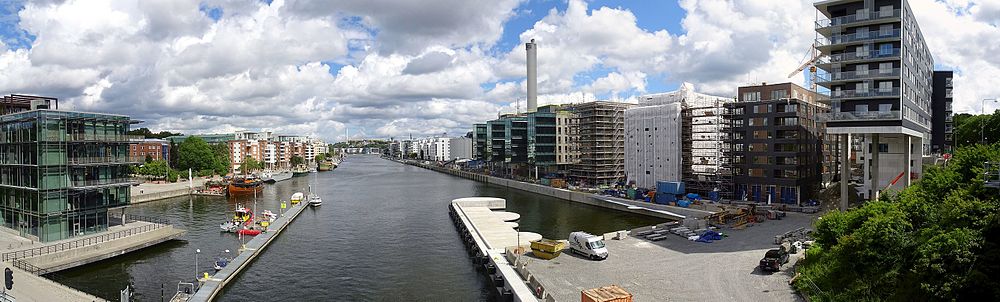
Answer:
(450, 197, 539, 301)
(187, 195, 311, 302)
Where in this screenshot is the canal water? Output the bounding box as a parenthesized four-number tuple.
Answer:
(56, 155, 664, 301)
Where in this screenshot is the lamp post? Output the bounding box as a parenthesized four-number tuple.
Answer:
(195, 249, 201, 280)
(982, 99, 998, 145)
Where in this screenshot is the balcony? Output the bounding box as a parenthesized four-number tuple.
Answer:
(829, 87, 900, 100)
(819, 110, 901, 122)
(69, 156, 144, 165)
(817, 68, 900, 85)
(817, 29, 900, 49)
(817, 49, 900, 68)
(816, 9, 901, 34)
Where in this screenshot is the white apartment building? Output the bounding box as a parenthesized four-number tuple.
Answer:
(449, 137, 473, 160)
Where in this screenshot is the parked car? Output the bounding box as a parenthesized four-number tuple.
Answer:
(759, 248, 789, 272)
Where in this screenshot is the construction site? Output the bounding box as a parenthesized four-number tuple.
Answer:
(569, 101, 633, 187)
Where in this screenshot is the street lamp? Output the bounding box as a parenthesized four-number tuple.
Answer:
(983, 99, 998, 145)
(195, 249, 201, 280)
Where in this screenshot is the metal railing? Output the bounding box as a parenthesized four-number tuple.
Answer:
(816, 29, 901, 47)
(818, 68, 900, 82)
(830, 88, 900, 99)
(819, 49, 900, 65)
(819, 110, 901, 122)
(40, 134, 145, 143)
(71, 178, 140, 188)
(816, 9, 901, 29)
(68, 156, 144, 165)
(1, 220, 167, 262)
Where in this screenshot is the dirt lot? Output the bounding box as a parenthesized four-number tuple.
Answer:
(525, 212, 817, 302)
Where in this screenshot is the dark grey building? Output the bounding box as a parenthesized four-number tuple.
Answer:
(815, 0, 934, 205)
(472, 111, 556, 177)
(727, 83, 830, 205)
(931, 71, 953, 153)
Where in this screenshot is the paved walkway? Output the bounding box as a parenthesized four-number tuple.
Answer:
(0, 221, 151, 253)
(132, 178, 209, 196)
(526, 213, 817, 302)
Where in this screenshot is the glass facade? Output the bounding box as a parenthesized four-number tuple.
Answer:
(0, 110, 135, 242)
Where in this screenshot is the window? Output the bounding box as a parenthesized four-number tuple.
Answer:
(856, 45, 868, 58)
(750, 143, 768, 152)
(749, 118, 767, 126)
(856, 104, 869, 112)
(879, 62, 892, 74)
(879, 24, 893, 36)
(879, 103, 892, 112)
(856, 82, 869, 93)
(771, 90, 788, 100)
(878, 143, 889, 153)
(742, 92, 760, 102)
(880, 43, 893, 55)
(879, 81, 892, 92)
(753, 130, 770, 139)
(856, 64, 868, 75)
(856, 27, 869, 39)
(776, 117, 798, 126)
(749, 168, 766, 177)
(752, 156, 771, 164)
(879, 5, 893, 17)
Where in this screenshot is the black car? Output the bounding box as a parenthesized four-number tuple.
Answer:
(759, 248, 789, 272)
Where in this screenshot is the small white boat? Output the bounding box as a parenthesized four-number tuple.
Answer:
(290, 192, 304, 204)
(308, 194, 322, 207)
(261, 210, 278, 222)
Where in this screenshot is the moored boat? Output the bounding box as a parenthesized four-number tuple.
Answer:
(309, 194, 322, 207)
(290, 192, 304, 204)
(228, 176, 263, 196)
(220, 204, 254, 232)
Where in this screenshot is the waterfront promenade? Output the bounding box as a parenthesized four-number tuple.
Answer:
(131, 178, 209, 204)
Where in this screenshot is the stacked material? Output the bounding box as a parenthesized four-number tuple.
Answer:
(582, 285, 633, 302)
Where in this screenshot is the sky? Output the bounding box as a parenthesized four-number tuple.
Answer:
(1, 0, 999, 143)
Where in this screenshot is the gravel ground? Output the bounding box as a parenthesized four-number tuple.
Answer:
(525, 212, 818, 302)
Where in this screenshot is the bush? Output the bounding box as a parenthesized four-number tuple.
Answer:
(795, 143, 1000, 301)
(167, 169, 180, 182)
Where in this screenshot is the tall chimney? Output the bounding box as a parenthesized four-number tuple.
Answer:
(526, 39, 537, 113)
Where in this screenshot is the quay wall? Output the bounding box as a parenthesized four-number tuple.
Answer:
(401, 160, 713, 220)
(131, 188, 192, 204)
(449, 201, 538, 302)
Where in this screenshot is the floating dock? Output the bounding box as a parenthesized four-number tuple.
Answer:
(187, 197, 311, 302)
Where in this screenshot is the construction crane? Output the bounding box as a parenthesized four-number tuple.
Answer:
(788, 43, 821, 90)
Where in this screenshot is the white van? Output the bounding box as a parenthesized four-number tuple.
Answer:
(568, 232, 609, 260)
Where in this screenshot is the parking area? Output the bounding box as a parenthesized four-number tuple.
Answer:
(525, 212, 817, 301)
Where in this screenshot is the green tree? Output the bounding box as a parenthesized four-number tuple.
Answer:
(211, 143, 230, 175)
(315, 153, 327, 162)
(795, 143, 1000, 301)
(137, 160, 169, 178)
(290, 155, 305, 167)
(177, 137, 219, 172)
(240, 156, 262, 174)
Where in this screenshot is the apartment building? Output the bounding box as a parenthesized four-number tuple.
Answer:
(130, 138, 170, 162)
(567, 101, 632, 186)
(0, 95, 137, 242)
(931, 71, 954, 153)
(727, 83, 830, 205)
(815, 0, 933, 205)
(542, 104, 580, 172)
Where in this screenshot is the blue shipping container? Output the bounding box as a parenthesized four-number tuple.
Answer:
(656, 181, 685, 195)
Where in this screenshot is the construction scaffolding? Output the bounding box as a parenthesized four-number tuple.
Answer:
(569, 101, 633, 187)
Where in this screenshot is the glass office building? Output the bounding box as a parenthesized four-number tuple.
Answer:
(0, 106, 137, 242)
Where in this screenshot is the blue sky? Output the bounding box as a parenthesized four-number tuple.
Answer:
(0, 0, 997, 142)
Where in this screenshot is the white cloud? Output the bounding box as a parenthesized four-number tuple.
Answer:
(0, 0, 994, 144)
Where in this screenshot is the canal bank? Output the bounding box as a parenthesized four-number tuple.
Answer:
(56, 155, 665, 301)
(399, 160, 717, 220)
